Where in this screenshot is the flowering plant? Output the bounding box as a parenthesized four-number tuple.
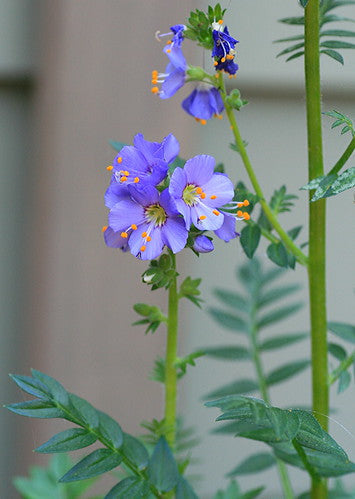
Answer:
(6, 2, 355, 498)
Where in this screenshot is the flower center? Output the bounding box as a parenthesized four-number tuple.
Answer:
(183, 184, 199, 206)
(145, 203, 167, 226)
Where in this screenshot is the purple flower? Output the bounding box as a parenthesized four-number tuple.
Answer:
(156, 24, 186, 69)
(214, 200, 251, 241)
(102, 226, 129, 251)
(108, 184, 188, 260)
(193, 235, 214, 253)
(169, 155, 234, 231)
(211, 23, 239, 76)
(182, 84, 224, 122)
(111, 133, 179, 187)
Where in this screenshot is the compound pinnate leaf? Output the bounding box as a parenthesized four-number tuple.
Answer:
(35, 428, 97, 453)
(209, 308, 247, 333)
(59, 448, 122, 482)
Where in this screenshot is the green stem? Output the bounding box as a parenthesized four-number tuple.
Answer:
(328, 135, 355, 176)
(292, 439, 320, 482)
(304, 1, 328, 497)
(221, 81, 308, 267)
(328, 351, 355, 385)
(164, 252, 179, 449)
(249, 306, 294, 499)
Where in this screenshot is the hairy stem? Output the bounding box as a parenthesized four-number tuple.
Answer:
(304, 0, 328, 497)
(220, 81, 308, 267)
(164, 253, 179, 448)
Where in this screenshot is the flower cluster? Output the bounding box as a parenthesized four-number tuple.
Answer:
(151, 18, 239, 124)
(103, 134, 250, 260)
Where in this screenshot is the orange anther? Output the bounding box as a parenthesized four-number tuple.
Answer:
(151, 86, 159, 94)
(152, 70, 158, 76)
(213, 61, 218, 66)
(102, 225, 108, 232)
(243, 199, 250, 207)
(200, 119, 207, 125)
(200, 192, 206, 199)
(237, 210, 243, 217)
(167, 40, 172, 45)
(140, 245, 146, 252)
(215, 73, 220, 78)
(134, 177, 140, 183)
(227, 54, 234, 60)
(117, 156, 122, 163)
(199, 215, 207, 220)
(237, 202, 244, 208)
(106, 165, 113, 171)
(123, 170, 130, 176)
(243, 212, 250, 220)
(228, 74, 233, 79)
(217, 114, 223, 119)
(195, 117, 200, 123)
(210, 194, 217, 200)
(142, 232, 147, 238)
(218, 19, 223, 24)
(195, 187, 203, 194)
(221, 57, 226, 63)
(131, 224, 137, 230)
(213, 209, 220, 216)
(120, 231, 128, 238)
(151, 79, 158, 84)
(120, 176, 127, 182)
(166, 48, 171, 53)
(146, 236, 152, 242)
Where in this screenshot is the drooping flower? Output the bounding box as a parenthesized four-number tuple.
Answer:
(192, 235, 214, 253)
(108, 184, 188, 260)
(169, 155, 234, 231)
(182, 83, 224, 124)
(156, 24, 186, 68)
(211, 21, 239, 76)
(110, 133, 179, 187)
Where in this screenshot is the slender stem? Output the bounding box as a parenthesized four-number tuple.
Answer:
(328, 135, 355, 176)
(164, 252, 179, 449)
(292, 439, 320, 482)
(304, 1, 328, 497)
(249, 304, 294, 499)
(328, 351, 355, 386)
(220, 81, 308, 267)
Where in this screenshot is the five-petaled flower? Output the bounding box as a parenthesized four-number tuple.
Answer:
(108, 184, 188, 261)
(182, 83, 224, 124)
(168, 155, 235, 231)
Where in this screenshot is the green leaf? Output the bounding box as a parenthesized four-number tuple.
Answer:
(121, 433, 149, 470)
(213, 288, 248, 312)
(259, 332, 308, 351)
(227, 452, 276, 476)
(321, 28, 355, 37)
(277, 42, 305, 57)
(69, 393, 99, 429)
(325, 167, 355, 197)
(205, 379, 259, 399)
(257, 302, 303, 329)
(176, 477, 198, 499)
(321, 40, 355, 48)
(240, 224, 261, 258)
(310, 173, 338, 201)
(9, 374, 51, 400)
(328, 321, 355, 343)
(279, 16, 305, 25)
(299, 0, 309, 6)
(242, 486, 265, 499)
(266, 360, 310, 386)
(257, 283, 301, 308)
(202, 345, 251, 361)
(179, 276, 203, 307)
(208, 308, 247, 333)
(59, 449, 122, 482)
(35, 428, 97, 453)
(31, 369, 69, 406)
(212, 480, 241, 499)
(338, 370, 351, 393)
(105, 477, 152, 498)
(108, 140, 127, 152)
(5, 400, 66, 419)
(328, 342, 347, 361)
(147, 437, 179, 492)
(286, 51, 305, 62)
(267, 242, 289, 268)
(98, 410, 123, 449)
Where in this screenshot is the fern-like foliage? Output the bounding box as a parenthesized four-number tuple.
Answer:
(324, 109, 355, 136)
(275, 0, 355, 64)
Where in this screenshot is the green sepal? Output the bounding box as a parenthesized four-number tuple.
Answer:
(133, 303, 167, 334)
(174, 350, 205, 376)
(109, 140, 127, 152)
(179, 276, 203, 307)
(142, 254, 178, 290)
(147, 437, 179, 492)
(59, 448, 122, 482)
(35, 428, 97, 453)
(226, 89, 248, 111)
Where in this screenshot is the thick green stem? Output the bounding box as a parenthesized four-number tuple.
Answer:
(221, 85, 308, 267)
(164, 253, 179, 449)
(328, 135, 355, 176)
(304, 1, 328, 497)
(249, 307, 294, 499)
